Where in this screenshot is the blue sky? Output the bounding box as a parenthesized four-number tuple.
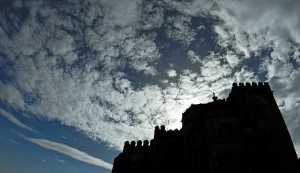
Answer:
(0, 0, 300, 172)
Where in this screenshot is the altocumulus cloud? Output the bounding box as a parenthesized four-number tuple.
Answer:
(24, 137, 112, 170)
(0, 0, 299, 155)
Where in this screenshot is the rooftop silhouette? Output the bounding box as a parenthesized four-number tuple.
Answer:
(112, 82, 300, 173)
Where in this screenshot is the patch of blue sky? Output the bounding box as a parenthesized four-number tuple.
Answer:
(0, 103, 116, 172)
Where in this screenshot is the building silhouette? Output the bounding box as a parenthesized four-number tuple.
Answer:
(112, 82, 300, 173)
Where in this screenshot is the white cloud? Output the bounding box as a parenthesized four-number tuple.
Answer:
(140, 1, 165, 30)
(55, 159, 66, 163)
(264, 59, 293, 79)
(225, 51, 241, 68)
(47, 34, 74, 56)
(0, 2, 161, 151)
(166, 69, 177, 78)
(102, 0, 142, 27)
(167, 0, 214, 16)
(206, 0, 300, 69)
(24, 137, 112, 170)
(164, 14, 196, 46)
(0, 83, 25, 109)
(200, 52, 232, 81)
(233, 67, 258, 83)
(187, 50, 201, 64)
(121, 36, 160, 75)
(0, 108, 36, 132)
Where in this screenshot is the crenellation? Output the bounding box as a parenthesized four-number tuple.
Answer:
(154, 125, 168, 139)
(123, 141, 130, 152)
(231, 82, 272, 92)
(123, 140, 152, 153)
(154, 127, 182, 141)
(227, 82, 274, 105)
(137, 140, 142, 147)
(154, 125, 166, 132)
(143, 140, 149, 147)
(263, 82, 271, 89)
(252, 82, 258, 86)
(233, 82, 272, 88)
(130, 141, 136, 147)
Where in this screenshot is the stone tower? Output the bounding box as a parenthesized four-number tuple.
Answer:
(112, 82, 299, 173)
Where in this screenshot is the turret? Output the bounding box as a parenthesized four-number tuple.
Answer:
(227, 82, 274, 105)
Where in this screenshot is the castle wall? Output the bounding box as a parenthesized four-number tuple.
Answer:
(112, 82, 300, 173)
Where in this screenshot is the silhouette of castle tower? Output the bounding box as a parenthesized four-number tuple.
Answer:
(112, 82, 300, 173)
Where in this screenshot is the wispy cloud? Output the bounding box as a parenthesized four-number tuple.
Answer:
(0, 108, 36, 133)
(55, 158, 66, 163)
(24, 137, 112, 170)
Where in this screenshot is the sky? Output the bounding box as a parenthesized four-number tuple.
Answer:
(0, 0, 300, 172)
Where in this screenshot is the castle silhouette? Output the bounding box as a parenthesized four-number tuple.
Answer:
(112, 82, 300, 173)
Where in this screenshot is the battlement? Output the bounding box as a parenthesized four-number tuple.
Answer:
(154, 125, 181, 140)
(226, 82, 273, 103)
(232, 82, 271, 90)
(123, 140, 151, 152)
(121, 125, 181, 153)
(154, 125, 166, 133)
(182, 82, 274, 125)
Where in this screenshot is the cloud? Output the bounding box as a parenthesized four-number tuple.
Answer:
(24, 137, 112, 170)
(166, 69, 177, 78)
(225, 51, 241, 68)
(199, 52, 232, 82)
(139, 1, 165, 30)
(102, 0, 142, 27)
(187, 50, 201, 64)
(0, 108, 36, 133)
(0, 0, 167, 150)
(0, 0, 299, 157)
(55, 159, 66, 163)
(233, 67, 258, 83)
(208, 0, 300, 59)
(0, 83, 25, 109)
(120, 35, 160, 75)
(164, 14, 196, 46)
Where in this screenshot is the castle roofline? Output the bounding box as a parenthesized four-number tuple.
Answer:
(182, 82, 272, 125)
